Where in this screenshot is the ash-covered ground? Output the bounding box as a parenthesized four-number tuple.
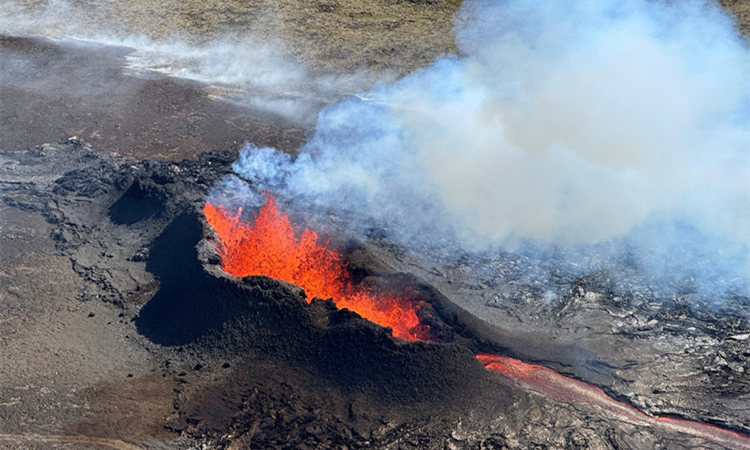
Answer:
(1, 141, 749, 450)
(2, 0, 750, 449)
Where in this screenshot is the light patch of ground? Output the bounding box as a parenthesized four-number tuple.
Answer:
(7, 0, 459, 75)
(0, 207, 176, 446)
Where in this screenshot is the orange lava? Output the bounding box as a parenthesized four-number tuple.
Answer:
(203, 195, 749, 448)
(204, 196, 426, 341)
(477, 353, 750, 450)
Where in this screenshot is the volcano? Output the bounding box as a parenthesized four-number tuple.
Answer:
(203, 197, 428, 341)
(2, 0, 750, 449)
(1, 139, 749, 449)
(203, 190, 750, 450)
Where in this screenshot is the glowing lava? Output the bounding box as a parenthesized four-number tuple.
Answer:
(204, 195, 750, 448)
(477, 353, 750, 450)
(204, 196, 426, 341)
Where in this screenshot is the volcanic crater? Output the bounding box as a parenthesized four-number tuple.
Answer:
(2, 141, 749, 450)
(2, 0, 750, 448)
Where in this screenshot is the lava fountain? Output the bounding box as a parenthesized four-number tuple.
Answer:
(204, 195, 428, 341)
(204, 196, 750, 449)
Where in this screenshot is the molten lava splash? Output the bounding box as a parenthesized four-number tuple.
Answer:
(204, 196, 426, 341)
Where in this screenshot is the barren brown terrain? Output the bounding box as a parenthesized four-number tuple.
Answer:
(1, 1, 749, 450)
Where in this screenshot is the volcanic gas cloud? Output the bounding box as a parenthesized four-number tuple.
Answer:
(202, 0, 749, 446)
(204, 196, 428, 341)
(214, 0, 750, 298)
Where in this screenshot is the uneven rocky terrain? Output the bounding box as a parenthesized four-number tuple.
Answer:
(1, 0, 749, 449)
(1, 142, 749, 450)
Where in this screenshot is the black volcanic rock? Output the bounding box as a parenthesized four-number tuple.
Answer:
(137, 207, 491, 405)
(108, 178, 168, 225)
(3, 142, 749, 449)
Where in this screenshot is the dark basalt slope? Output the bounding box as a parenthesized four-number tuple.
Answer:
(135, 207, 491, 405)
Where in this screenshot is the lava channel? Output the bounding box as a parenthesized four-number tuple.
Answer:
(477, 353, 750, 450)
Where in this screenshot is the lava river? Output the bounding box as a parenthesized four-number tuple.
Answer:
(205, 196, 750, 450)
(478, 354, 750, 450)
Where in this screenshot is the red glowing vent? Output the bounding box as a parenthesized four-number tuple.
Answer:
(204, 196, 427, 341)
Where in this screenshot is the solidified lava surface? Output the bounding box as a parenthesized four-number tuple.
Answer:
(2, 1, 749, 448)
(2, 141, 749, 450)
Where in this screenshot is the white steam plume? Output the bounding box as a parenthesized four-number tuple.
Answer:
(0, 0, 378, 124)
(215, 0, 750, 296)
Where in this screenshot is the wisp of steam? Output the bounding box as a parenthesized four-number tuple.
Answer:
(0, 0, 377, 124)
(212, 0, 750, 298)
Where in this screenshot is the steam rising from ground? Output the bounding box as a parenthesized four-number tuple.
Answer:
(0, 0, 378, 123)
(214, 0, 750, 297)
(116, 38, 376, 122)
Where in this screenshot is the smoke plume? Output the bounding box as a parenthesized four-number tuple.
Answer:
(214, 0, 750, 297)
(3, 0, 747, 297)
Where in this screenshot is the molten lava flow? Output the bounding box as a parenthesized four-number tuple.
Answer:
(204, 196, 426, 341)
(204, 197, 749, 448)
(477, 353, 750, 450)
